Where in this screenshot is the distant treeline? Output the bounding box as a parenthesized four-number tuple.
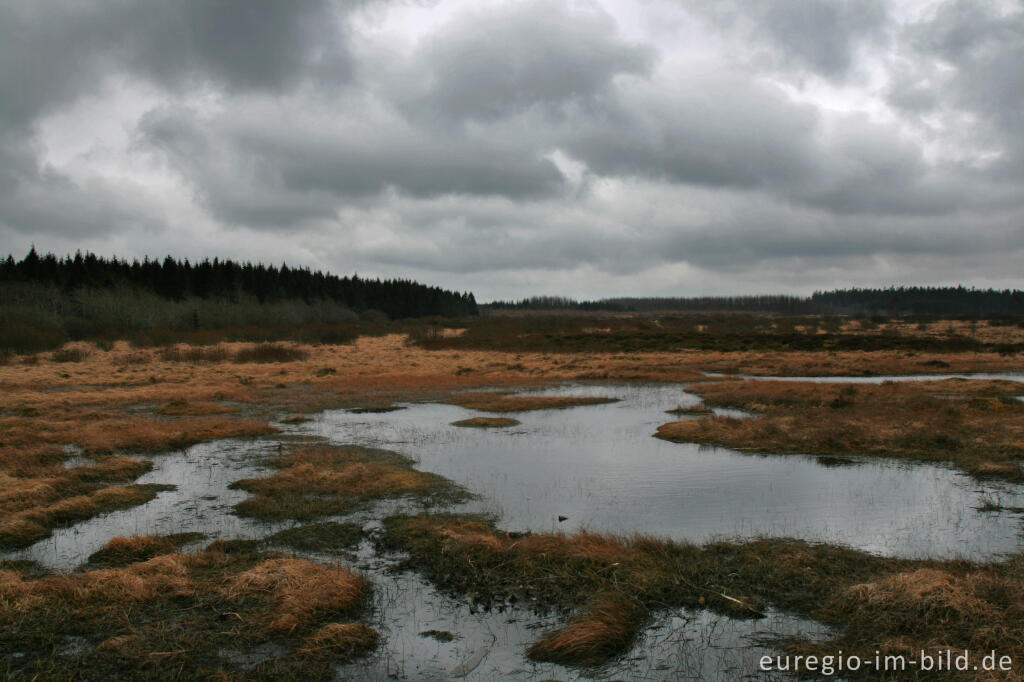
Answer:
(2, 249, 477, 318)
(488, 287, 1024, 316)
(810, 287, 1024, 315)
(0, 249, 476, 352)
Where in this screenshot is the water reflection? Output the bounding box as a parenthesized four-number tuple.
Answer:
(309, 383, 1024, 560)
(7, 439, 289, 570)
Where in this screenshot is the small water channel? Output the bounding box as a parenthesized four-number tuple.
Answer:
(7, 438, 289, 570)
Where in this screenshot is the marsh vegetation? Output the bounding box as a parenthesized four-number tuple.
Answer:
(1, 315, 1022, 679)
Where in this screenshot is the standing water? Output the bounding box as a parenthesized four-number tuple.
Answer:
(308, 383, 1024, 560)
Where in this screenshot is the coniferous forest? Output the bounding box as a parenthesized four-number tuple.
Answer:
(4, 248, 1023, 354)
(0, 249, 477, 351)
(488, 287, 1024, 315)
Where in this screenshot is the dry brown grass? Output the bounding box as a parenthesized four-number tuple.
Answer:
(1, 542, 377, 677)
(451, 416, 521, 427)
(156, 399, 236, 416)
(0, 484, 172, 549)
(694, 348, 1024, 377)
(528, 596, 646, 665)
(223, 557, 368, 634)
(664, 404, 714, 415)
(801, 558, 1024, 679)
(449, 391, 618, 412)
(0, 554, 199, 608)
(88, 533, 205, 567)
(656, 378, 1024, 480)
(232, 444, 465, 521)
(298, 622, 379, 660)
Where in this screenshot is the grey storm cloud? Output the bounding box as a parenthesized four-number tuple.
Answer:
(396, 0, 655, 124)
(1, 0, 1023, 296)
(683, 0, 891, 77)
(0, 0, 351, 127)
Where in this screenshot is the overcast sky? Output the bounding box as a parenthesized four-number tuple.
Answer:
(1, 0, 1022, 300)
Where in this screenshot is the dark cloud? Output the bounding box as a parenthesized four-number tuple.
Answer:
(0, 1, 352, 129)
(684, 0, 890, 77)
(1, 0, 1022, 297)
(397, 0, 654, 124)
(135, 102, 567, 226)
(896, 1, 1024, 173)
(563, 70, 821, 191)
(120, 0, 352, 93)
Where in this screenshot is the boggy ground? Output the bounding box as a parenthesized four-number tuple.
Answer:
(0, 536, 376, 680)
(2, 321, 1024, 678)
(656, 378, 1024, 481)
(230, 443, 468, 521)
(381, 514, 1024, 679)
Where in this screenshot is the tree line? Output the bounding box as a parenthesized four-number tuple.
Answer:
(1, 248, 478, 318)
(488, 287, 1024, 315)
(810, 287, 1024, 315)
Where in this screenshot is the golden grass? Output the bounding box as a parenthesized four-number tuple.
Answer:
(232, 444, 464, 521)
(656, 378, 1024, 480)
(528, 596, 646, 665)
(1, 541, 377, 677)
(88, 533, 205, 567)
(298, 623, 379, 660)
(664, 404, 713, 415)
(451, 416, 520, 427)
(156, 399, 236, 416)
(223, 558, 368, 634)
(0, 484, 171, 549)
(449, 391, 618, 412)
(1, 554, 200, 608)
(1, 327, 1022, 674)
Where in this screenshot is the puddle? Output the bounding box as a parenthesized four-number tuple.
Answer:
(306, 383, 1024, 560)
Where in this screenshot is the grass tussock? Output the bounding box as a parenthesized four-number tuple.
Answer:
(382, 513, 1024, 676)
(0, 540, 377, 678)
(451, 416, 521, 427)
(223, 558, 368, 634)
(656, 378, 1024, 481)
(158, 344, 231, 363)
(449, 391, 618, 412)
(232, 343, 309, 363)
(155, 399, 236, 416)
(527, 596, 646, 665)
(298, 623, 379, 660)
(232, 444, 468, 521)
(265, 522, 365, 553)
(88, 533, 205, 567)
(664, 404, 714, 415)
(51, 345, 91, 362)
(0, 484, 173, 549)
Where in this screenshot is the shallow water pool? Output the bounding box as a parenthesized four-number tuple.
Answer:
(307, 382, 1024, 560)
